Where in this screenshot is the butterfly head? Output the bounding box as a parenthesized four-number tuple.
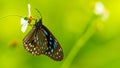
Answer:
(35, 18, 42, 29)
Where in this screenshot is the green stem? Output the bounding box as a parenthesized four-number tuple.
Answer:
(61, 16, 97, 68)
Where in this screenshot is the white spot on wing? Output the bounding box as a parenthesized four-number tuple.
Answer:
(34, 48, 36, 50)
(56, 52, 59, 55)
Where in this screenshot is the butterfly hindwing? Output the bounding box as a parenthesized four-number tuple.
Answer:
(41, 25, 63, 61)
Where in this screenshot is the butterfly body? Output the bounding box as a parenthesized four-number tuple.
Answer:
(23, 18, 63, 61)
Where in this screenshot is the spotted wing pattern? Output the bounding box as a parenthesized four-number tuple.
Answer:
(23, 26, 48, 55)
(41, 25, 63, 61)
(23, 20, 63, 61)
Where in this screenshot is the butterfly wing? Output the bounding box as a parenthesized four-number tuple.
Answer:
(23, 26, 48, 55)
(41, 25, 63, 61)
(23, 23, 63, 61)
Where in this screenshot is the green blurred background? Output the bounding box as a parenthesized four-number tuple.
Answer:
(0, 0, 120, 68)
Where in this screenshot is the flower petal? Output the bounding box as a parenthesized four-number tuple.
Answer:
(21, 21, 28, 33)
(20, 18, 25, 25)
(28, 4, 31, 17)
(20, 17, 28, 33)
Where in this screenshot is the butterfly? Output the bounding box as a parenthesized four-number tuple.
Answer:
(23, 17, 63, 61)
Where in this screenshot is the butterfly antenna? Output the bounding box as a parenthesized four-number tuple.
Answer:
(35, 8, 42, 19)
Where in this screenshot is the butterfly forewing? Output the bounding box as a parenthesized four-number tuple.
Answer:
(23, 26, 48, 55)
(41, 25, 63, 61)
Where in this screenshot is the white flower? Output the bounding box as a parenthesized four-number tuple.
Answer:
(94, 2, 109, 21)
(20, 4, 31, 33)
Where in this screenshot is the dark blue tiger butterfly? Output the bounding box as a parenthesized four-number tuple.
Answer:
(23, 12, 63, 61)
